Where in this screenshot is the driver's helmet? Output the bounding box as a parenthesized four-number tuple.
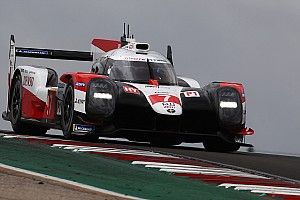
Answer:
(153, 67, 167, 81)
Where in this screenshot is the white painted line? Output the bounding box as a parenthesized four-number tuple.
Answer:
(132, 161, 205, 168)
(0, 163, 144, 200)
(132, 161, 267, 179)
(1, 133, 76, 142)
(3, 135, 19, 138)
(250, 190, 300, 196)
(52, 144, 174, 158)
(219, 183, 300, 196)
(144, 164, 242, 172)
(159, 168, 265, 179)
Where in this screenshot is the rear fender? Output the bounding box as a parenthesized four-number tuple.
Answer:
(11, 66, 49, 119)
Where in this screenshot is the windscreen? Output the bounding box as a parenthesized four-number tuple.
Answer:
(108, 60, 177, 85)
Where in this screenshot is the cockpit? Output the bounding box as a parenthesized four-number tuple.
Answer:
(93, 59, 177, 85)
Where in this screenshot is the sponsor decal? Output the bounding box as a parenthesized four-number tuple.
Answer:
(145, 85, 156, 88)
(167, 109, 175, 113)
(128, 44, 134, 49)
(124, 57, 146, 61)
(148, 94, 181, 105)
(123, 57, 167, 63)
(22, 76, 34, 87)
(162, 102, 175, 109)
(123, 85, 140, 95)
(22, 69, 36, 74)
(74, 98, 85, 104)
(16, 49, 49, 55)
(183, 91, 200, 97)
(75, 82, 86, 87)
(73, 124, 94, 133)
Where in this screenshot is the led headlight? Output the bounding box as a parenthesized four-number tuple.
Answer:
(220, 101, 238, 108)
(93, 93, 112, 99)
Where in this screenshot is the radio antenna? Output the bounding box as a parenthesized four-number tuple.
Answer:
(123, 23, 126, 38)
(127, 24, 130, 38)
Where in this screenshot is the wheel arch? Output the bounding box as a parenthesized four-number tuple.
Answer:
(60, 73, 73, 84)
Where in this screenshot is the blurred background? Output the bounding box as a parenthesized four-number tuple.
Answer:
(1, 0, 299, 155)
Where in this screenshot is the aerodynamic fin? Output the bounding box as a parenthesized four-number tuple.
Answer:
(167, 45, 173, 65)
(9, 35, 16, 87)
(91, 38, 121, 53)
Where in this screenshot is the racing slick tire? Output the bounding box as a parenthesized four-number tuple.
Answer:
(203, 138, 240, 152)
(61, 79, 75, 139)
(10, 74, 48, 135)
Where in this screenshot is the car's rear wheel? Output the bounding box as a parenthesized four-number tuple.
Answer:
(10, 74, 47, 135)
(203, 138, 240, 152)
(61, 80, 75, 139)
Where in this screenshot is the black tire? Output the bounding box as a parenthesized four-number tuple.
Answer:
(61, 80, 75, 139)
(203, 138, 240, 152)
(10, 74, 47, 135)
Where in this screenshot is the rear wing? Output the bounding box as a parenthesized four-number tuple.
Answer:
(9, 35, 92, 66)
(7, 34, 94, 92)
(8, 34, 93, 83)
(15, 47, 92, 61)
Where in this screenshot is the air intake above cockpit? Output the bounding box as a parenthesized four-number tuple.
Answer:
(136, 43, 149, 50)
(123, 42, 150, 53)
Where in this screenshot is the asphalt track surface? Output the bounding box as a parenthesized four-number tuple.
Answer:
(90, 138, 300, 182)
(1, 129, 300, 182)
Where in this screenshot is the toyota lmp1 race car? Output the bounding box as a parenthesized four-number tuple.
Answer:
(2, 25, 254, 152)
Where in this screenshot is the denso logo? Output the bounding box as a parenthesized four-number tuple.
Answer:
(74, 98, 85, 104)
(23, 76, 34, 87)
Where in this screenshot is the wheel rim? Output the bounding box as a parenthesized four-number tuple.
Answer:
(12, 81, 21, 121)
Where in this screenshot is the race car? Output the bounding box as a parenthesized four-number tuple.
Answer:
(2, 24, 254, 152)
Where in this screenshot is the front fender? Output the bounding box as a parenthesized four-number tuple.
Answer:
(59, 72, 109, 114)
(204, 81, 246, 130)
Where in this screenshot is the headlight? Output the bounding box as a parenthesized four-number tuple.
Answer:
(93, 93, 112, 99)
(220, 101, 237, 108)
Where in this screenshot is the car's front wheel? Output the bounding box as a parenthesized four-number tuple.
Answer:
(61, 80, 75, 139)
